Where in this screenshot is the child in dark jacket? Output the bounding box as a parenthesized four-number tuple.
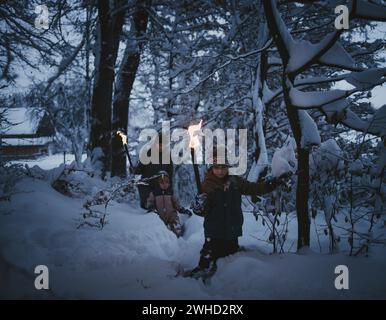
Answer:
(191, 158, 290, 276)
(133, 137, 173, 209)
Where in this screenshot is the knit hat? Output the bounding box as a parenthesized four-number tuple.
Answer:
(157, 170, 170, 184)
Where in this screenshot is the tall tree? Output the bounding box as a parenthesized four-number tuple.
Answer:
(89, 0, 126, 175)
(263, 0, 386, 249)
(111, 0, 150, 177)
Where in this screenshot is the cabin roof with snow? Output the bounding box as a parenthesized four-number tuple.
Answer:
(0, 107, 55, 146)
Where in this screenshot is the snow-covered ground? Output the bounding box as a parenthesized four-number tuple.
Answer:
(1, 161, 386, 299)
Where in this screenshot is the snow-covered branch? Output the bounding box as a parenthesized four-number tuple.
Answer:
(178, 40, 273, 96)
(44, 37, 85, 92)
(290, 68, 386, 109)
(354, 0, 386, 22)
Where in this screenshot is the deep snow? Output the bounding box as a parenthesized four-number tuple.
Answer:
(0, 165, 386, 299)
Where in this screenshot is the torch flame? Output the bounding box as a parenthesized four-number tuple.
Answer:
(117, 131, 128, 145)
(187, 120, 203, 149)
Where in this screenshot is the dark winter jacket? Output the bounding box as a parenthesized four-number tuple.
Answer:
(134, 150, 173, 187)
(201, 170, 278, 240)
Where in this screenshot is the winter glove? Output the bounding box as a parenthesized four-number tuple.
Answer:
(268, 172, 293, 190)
(190, 193, 208, 217)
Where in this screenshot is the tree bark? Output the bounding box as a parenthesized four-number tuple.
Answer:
(263, 0, 310, 249)
(89, 0, 126, 176)
(248, 2, 269, 197)
(111, 0, 150, 177)
(249, 49, 269, 202)
(296, 147, 310, 248)
(283, 77, 311, 249)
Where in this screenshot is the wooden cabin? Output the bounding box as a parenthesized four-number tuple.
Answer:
(0, 107, 55, 160)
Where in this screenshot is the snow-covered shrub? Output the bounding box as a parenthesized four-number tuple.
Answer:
(243, 175, 295, 254)
(309, 135, 386, 255)
(51, 165, 96, 198)
(79, 179, 137, 229)
(248, 198, 292, 254)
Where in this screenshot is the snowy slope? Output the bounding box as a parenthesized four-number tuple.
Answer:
(1, 173, 386, 299)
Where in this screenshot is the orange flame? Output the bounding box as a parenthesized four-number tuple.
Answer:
(117, 131, 128, 145)
(187, 120, 203, 149)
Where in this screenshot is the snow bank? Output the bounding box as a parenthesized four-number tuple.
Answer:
(1, 169, 386, 299)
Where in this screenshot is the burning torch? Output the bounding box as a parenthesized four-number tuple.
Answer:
(117, 130, 134, 168)
(187, 120, 203, 194)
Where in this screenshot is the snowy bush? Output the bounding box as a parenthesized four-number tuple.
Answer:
(79, 179, 137, 229)
(309, 134, 386, 254)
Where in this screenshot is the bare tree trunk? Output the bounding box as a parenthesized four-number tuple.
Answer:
(248, 49, 269, 202)
(248, 2, 269, 202)
(85, 2, 92, 158)
(296, 147, 310, 248)
(90, 0, 126, 176)
(111, 0, 150, 177)
(263, 0, 311, 249)
(282, 77, 310, 249)
(72, 139, 83, 169)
